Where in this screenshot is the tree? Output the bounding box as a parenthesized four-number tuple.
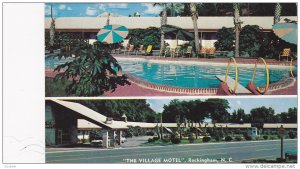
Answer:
(206, 99, 230, 123)
(154, 3, 184, 56)
(49, 5, 55, 52)
(287, 107, 297, 123)
(54, 43, 130, 96)
(233, 3, 241, 58)
(214, 27, 235, 51)
(274, 3, 282, 24)
(250, 106, 276, 124)
(240, 25, 264, 57)
(229, 108, 247, 123)
(154, 3, 168, 56)
(190, 3, 200, 57)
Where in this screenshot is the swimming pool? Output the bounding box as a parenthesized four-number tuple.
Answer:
(117, 58, 294, 88)
(45, 56, 295, 89)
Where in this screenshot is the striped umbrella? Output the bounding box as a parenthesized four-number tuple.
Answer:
(97, 25, 128, 44)
(272, 23, 297, 45)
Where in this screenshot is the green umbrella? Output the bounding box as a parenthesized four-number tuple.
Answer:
(97, 25, 128, 44)
(272, 23, 297, 45)
(161, 24, 194, 46)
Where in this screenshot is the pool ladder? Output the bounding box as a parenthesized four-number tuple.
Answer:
(217, 57, 270, 95)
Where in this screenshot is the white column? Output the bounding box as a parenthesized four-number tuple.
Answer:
(102, 130, 109, 148)
(117, 130, 122, 145)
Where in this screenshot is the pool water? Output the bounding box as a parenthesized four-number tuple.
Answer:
(118, 59, 294, 88)
(45, 57, 295, 88)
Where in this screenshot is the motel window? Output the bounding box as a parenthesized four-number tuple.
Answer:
(201, 32, 217, 40)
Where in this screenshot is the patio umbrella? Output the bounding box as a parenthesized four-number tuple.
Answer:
(97, 25, 128, 44)
(161, 24, 194, 46)
(272, 23, 297, 45)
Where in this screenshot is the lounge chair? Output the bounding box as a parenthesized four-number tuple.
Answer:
(183, 46, 193, 57)
(126, 45, 135, 55)
(206, 48, 216, 58)
(173, 46, 182, 57)
(141, 45, 153, 56)
(120, 45, 130, 54)
(112, 45, 122, 54)
(199, 48, 207, 58)
(163, 46, 171, 57)
(279, 48, 291, 61)
(135, 45, 144, 55)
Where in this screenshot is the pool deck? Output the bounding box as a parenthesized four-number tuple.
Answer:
(45, 56, 297, 96)
(112, 54, 297, 66)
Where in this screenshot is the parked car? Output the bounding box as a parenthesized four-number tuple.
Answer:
(90, 139, 103, 147)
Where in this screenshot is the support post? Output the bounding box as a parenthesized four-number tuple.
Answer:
(117, 130, 122, 145)
(102, 130, 109, 148)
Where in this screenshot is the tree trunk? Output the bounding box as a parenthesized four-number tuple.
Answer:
(234, 4, 240, 58)
(49, 5, 55, 52)
(191, 3, 200, 57)
(274, 3, 282, 24)
(160, 6, 167, 57)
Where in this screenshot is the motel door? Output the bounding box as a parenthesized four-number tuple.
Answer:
(56, 129, 63, 145)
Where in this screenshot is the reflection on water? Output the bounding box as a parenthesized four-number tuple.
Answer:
(119, 60, 293, 88)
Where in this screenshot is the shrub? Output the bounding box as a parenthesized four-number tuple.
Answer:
(153, 136, 159, 141)
(170, 134, 181, 144)
(288, 132, 296, 139)
(202, 136, 211, 143)
(188, 134, 195, 143)
(240, 25, 264, 58)
(148, 138, 154, 143)
(214, 27, 235, 51)
(270, 136, 276, 140)
(225, 136, 233, 142)
(125, 132, 133, 138)
(235, 136, 242, 141)
(263, 135, 268, 140)
(146, 131, 155, 136)
(162, 138, 170, 143)
(80, 138, 88, 143)
(243, 133, 252, 141)
(89, 130, 103, 142)
(53, 43, 130, 96)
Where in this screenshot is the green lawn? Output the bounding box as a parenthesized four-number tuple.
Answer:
(45, 77, 70, 97)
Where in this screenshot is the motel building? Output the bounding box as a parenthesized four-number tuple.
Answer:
(45, 99, 297, 148)
(45, 16, 297, 49)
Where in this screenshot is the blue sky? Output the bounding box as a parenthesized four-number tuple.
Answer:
(45, 3, 162, 17)
(146, 98, 297, 114)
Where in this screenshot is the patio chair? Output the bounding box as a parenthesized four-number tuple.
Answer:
(135, 45, 144, 55)
(279, 48, 291, 61)
(199, 48, 207, 58)
(126, 45, 135, 55)
(141, 45, 153, 55)
(163, 46, 171, 57)
(112, 45, 122, 54)
(120, 45, 130, 54)
(183, 46, 193, 57)
(206, 48, 216, 58)
(173, 46, 182, 57)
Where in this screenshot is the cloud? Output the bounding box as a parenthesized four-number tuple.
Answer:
(67, 6, 72, 10)
(45, 5, 57, 17)
(142, 4, 162, 15)
(108, 4, 128, 8)
(236, 100, 241, 106)
(98, 4, 106, 10)
(45, 5, 51, 15)
(58, 4, 66, 10)
(147, 99, 171, 113)
(86, 7, 98, 16)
